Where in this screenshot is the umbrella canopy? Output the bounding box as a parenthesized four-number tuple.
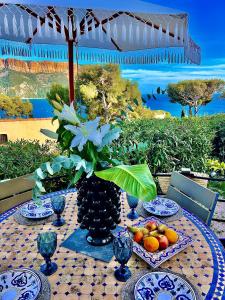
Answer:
(0, 0, 201, 101)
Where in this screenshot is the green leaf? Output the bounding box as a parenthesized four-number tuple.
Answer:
(133, 99, 139, 106)
(36, 168, 45, 179)
(36, 181, 46, 193)
(95, 164, 156, 201)
(68, 168, 84, 187)
(40, 129, 58, 140)
(46, 162, 54, 175)
(51, 162, 62, 173)
(51, 116, 58, 124)
(127, 104, 134, 112)
(98, 127, 121, 151)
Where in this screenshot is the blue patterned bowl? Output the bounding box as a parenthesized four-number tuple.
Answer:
(134, 271, 197, 300)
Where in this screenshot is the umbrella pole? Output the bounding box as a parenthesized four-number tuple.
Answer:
(68, 40, 75, 103)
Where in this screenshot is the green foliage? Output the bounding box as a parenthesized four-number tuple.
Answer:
(76, 64, 143, 122)
(0, 94, 32, 117)
(95, 164, 157, 201)
(115, 116, 225, 173)
(167, 79, 225, 116)
(47, 84, 69, 106)
(0, 140, 56, 180)
(111, 141, 149, 165)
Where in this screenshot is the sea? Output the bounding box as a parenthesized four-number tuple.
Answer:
(0, 94, 224, 119)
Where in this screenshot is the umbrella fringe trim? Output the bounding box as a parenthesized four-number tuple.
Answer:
(0, 39, 201, 65)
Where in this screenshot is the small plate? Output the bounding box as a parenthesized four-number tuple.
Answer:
(134, 271, 197, 300)
(143, 197, 179, 217)
(0, 268, 41, 300)
(115, 216, 193, 268)
(20, 198, 53, 219)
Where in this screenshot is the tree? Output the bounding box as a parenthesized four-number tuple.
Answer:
(167, 79, 225, 116)
(76, 64, 142, 122)
(0, 94, 32, 117)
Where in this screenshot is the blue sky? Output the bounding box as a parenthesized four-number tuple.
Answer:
(121, 0, 225, 93)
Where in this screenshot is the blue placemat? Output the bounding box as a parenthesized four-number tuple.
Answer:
(60, 226, 124, 262)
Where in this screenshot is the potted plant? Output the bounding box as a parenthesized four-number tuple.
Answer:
(33, 101, 156, 246)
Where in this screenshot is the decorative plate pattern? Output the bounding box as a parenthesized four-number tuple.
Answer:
(115, 216, 193, 268)
(134, 271, 196, 300)
(143, 197, 180, 217)
(20, 199, 53, 219)
(0, 268, 41, 300)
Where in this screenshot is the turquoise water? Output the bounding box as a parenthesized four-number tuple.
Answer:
(0, 96, 224, 119)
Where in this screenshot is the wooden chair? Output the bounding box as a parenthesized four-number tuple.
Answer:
(0, 174, 34, 213)
(166, 171, 219, 226)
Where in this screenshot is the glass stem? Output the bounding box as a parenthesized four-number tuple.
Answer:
(46, 257, 52, 269)
(57, 213, 61, 222)
(120, 263, 126, 274)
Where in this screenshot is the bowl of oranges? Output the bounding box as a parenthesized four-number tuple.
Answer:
(115, 217, 193, 268)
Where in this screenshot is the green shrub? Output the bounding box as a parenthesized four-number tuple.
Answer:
(0, 140, 56, 180)
(115, 116, 225, 173)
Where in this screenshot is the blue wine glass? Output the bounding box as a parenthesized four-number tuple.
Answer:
(113, 236, 133, 282)
(127, 194, 139, 220)
(37, 232, 58, 276)
(51, 195, 66, 227)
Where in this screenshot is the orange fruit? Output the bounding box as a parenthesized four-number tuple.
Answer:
(143, 236, 159, 252)
(164, 228, 179, 244)
(133, 231, 144, 243)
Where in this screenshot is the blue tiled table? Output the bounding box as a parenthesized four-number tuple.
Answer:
(0, 189, 224, 300)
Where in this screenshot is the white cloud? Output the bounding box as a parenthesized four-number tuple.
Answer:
(121, 61, 225, 91)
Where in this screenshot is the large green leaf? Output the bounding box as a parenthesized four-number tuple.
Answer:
(40, 129, 58, 140)
(95, 164, 156, 201)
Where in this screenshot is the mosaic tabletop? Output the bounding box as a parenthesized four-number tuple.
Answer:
(0, 189, 225, 300)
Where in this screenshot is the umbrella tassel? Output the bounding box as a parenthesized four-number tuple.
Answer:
(4, 14, 9, 35)
(53, 17, 57, 39)
(143, 24, 147, 47)
(174, 22, 178, 45)
(113, 22, 118, 40)
(20, 15, 25, 38)
(158, 24, 162, 47)
(99, 22, 103, 43)
(44, 16, 50, 38)
(28, 16, 33, 38)
(150, 25, 154, 48)
(84, 18, 89, 39)
(129, 21, 133, 44)
(106, 20, 111, 42)
(76, 15, 80, 41)
(68, 17, 73, 40)
(122, 22, 126, 42)
(180, 22, 184, 45)
(92, 19, 96, 40)
(136, 23, 140, 43)
(61, 19, 66, 40)
(12, 15, 18, 37)
(37, 16, 42, 38)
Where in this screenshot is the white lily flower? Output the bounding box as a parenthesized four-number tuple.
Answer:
(55, 102, 80, 125)
(65, 117, 103, 151)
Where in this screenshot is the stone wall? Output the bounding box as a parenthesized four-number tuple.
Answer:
(0, 118, 58, 143)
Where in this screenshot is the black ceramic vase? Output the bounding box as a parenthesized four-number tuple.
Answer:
(77, 176, 121, 246)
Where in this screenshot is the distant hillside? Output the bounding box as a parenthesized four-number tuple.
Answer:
(0, 69, 68, 98)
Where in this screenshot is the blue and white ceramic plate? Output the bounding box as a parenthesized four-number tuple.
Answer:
(20, 199, 53, 219)
(115, 216, 193, 268)
(0, 268, 41, 300)
(134, 271, 196, 300)
(143, 197, 180, 217)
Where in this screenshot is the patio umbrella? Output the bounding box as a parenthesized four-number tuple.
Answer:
(0, 0, 201, 102)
